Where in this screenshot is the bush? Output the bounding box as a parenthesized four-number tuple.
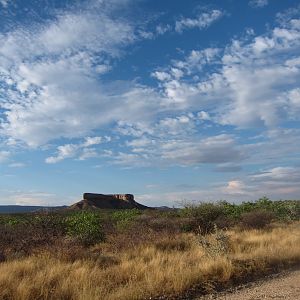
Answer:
(271, 200, 300, 221)
(239, 209, 274, 229)
(65, 212, 104, 246)
(181, 203, 225, 234)
(111, 209, 141, 230)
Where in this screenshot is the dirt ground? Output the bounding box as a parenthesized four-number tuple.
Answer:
(197, 268, 300, 300)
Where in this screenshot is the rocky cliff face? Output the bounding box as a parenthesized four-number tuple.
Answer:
(69, 193, 148, 210)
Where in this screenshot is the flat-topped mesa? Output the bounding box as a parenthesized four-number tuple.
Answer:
(69, 193, 148, 210)
(83, 193, 135, 204)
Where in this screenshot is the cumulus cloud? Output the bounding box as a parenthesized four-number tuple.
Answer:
(158, 134, 245, 166)
(112, 121, 247, 167)
(46, 144, 79, 164)
(151, 15, 300, 128)
(45, 136, 103, 163)
(0, 0, 165, 147)
(137, 10, 223, 39)
(222, 180, 247, 195)
(120, 15, 300, 170)
(82, 137, 103, 147)
(1, 0, 300, 175)
(197, 111, 211, 121)
(175, 10, 223, 33)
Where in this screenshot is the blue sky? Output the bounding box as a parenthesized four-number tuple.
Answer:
(0, 0, 300, 206)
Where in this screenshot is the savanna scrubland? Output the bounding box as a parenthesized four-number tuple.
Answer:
(0, 198, 299, 300)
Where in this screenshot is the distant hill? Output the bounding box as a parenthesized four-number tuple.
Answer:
(0, 205, 66, 214)
(69, 193, 149, 210)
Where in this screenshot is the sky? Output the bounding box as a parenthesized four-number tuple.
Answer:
(0, 0, 300, 207)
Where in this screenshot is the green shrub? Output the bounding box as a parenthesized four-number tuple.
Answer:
(0, 215, 29, 227)
(271, 200, 300, 221)
(219, 198, 300, 222)
(65, 212, 104, 246)
(5, 217, 21, 226)
(111, 209, 141, 230)
(218, 201, 241, 219)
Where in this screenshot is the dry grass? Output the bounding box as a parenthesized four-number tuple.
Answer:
(0, 222, 299, 300)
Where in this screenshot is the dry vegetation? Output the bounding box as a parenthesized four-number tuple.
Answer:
(0, 199, 299, 300)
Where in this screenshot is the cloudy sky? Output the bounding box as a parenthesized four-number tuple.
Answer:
(0, 0, 300, 206)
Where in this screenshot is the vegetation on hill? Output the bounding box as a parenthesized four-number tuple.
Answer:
(0, 198, 299, 299)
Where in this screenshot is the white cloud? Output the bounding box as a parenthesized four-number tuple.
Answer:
(39, 11, 300, 169)
(45, 136, 103, 163)
(0, 0, 10, 7)
(175, 10, 223, 33)
(113, 129, 247, 167)
(249, 0, 268, 8)
(174, 48, 220, 73)
(112, 16, 300, 169)
(287, 88, 300, 111)
(249, 129, 300, 166)
(9, 162, 26, 168)
(156, 114, 195, 136)
(82, 136, 103, 147)
(134, 10, 223, 40)
(223, 180, 248, 195)
(116, 121, 154, 138)
(197, 111, 211, 121)
(151, 16, 300, 128)
(251, 167, 300, 182)
(1, 1, 300, 173)
(113, 111, 248, 167)
(0, 0, 165, 147)
(159, 134, 246, 165)
(152, 71, 172, 82)
(78, 148, 98, 160)
(276, 5, 300, 27)
(0, 150, 10, 163)
(112, 152, 150, 168)
(46, 144, 78, 164)
(126, 136, 155, 148)
(156, 24, 171, 35)
(247, 166, 300, 196)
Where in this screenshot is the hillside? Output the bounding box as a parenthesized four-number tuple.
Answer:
(69, 193, 149, 210)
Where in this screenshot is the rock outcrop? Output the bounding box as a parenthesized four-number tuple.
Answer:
(69, 193, 148, 210)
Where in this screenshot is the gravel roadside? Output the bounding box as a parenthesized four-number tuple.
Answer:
(197, 268, 300, 300)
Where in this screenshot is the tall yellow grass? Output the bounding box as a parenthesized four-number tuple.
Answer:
(0, 222, 299, 300)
